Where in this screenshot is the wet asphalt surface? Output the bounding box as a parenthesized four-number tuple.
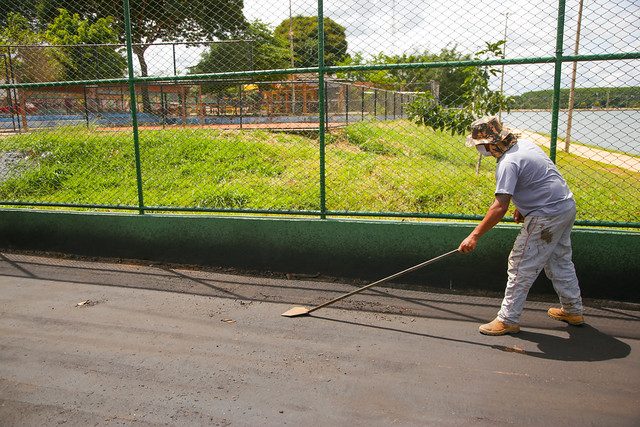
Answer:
(1, 251, 639, 426)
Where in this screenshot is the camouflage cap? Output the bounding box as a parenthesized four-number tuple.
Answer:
(465, 116, 512, 147)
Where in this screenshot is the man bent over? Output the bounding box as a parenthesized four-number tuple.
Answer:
(459, 116, 584, 335)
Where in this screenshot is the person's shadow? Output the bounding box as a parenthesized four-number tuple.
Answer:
(499, 324, 631, 361)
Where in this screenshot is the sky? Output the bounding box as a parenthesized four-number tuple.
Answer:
(140, 0, 640, 96)
(243, 0, 639, 57)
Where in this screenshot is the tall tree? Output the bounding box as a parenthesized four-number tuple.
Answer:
(37, 0, 247, 111)
(274, 15, 347, 68)
(46, 9, 126, 81)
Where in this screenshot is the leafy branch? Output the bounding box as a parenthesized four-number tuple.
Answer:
(407, 41, 515, 137)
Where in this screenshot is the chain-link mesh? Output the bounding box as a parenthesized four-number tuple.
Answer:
(0, 1, 638, 226)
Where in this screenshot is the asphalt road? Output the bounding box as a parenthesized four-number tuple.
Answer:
(1, 252, 638, 426)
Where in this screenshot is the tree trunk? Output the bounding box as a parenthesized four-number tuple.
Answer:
(133, 45, 152, 114)
(18, 89, 28, 132)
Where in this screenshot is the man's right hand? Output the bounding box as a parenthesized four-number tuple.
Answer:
(458, 235, 478, 253)
(458, 194, 511, 254)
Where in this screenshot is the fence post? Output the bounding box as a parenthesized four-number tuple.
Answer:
(374, 90, 378, 119)
(361, 86, 365, 121)
(3, 52, 18, 132)
(5, 48, 28, 132)
(345, 84, 349, 125)
(393, 93, 396, 120)
(549, 0, 567, 163)
(239, 83, 244, 130)
(318, 0, 327, 219)
(325, 81, 329, 126)
(83, 86, 90, 129)
(385, 91, 388, 120)
(160, 85, 166, 129)
(123, 0, 145, 214)
(17, 87, 28, 132)
(199, 85, 204, 127)
(172, 43, 177, 77)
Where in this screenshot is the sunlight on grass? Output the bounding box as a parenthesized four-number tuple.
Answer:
(0, 121, 637, 223)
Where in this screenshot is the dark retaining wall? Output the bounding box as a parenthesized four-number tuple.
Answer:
(1, 209, 638, 302)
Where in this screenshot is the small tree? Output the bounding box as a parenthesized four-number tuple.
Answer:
(407, 41, 514, 171)
(0, 12, 63, 130)
(190, 20, 290, 77)
(38, 0, 247, 112)
(274, 16, 348, 68)
(190, 20, 291, 96)
(0, 12, 63, 83)
(461, 41, 513, 116)
(337, 46, 470, 105)
(46, 9, 126, 81)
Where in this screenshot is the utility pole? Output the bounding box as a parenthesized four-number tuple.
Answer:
(391, 0, 396, 52)
(566, 0, 584, 153)
(499, 12, 509, 122)
(289, 0, 296, 114)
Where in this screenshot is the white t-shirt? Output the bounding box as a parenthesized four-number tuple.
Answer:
(495, 139, 575, 217)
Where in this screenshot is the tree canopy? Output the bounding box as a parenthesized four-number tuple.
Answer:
(0, 0, 39, 28)
(32, 0, 246, 112)
(1, 9, 126, 83)
(0, 12, 62, 83)
(190, 20, 290, 76)
(46, 9, 126, 81)
(407, 41, 514, 136)
(274, 15, 348, 68)
(36, 0, 247, 79)
(337, 46, 471, 107)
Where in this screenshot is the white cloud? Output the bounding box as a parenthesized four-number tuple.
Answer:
(143, 0, 639, 93)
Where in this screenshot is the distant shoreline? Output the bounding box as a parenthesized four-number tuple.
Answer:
(510, 108, 640, 112)
(503, 109, 640, 158)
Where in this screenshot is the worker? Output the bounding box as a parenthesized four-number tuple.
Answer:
(458, 116, 584, 335)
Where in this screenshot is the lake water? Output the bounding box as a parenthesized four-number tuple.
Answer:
(501, 110, 640, 156)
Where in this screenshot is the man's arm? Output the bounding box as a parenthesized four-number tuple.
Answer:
(458, 193, 511, 253)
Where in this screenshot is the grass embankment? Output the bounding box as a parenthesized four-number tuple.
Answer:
(0, 120, 638, 223)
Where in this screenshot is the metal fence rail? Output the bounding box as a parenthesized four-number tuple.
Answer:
(0, 0, 638, 227)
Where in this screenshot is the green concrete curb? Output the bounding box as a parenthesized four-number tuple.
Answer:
(1, 209, 638, 301)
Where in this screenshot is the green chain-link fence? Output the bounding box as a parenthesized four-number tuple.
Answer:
(0, 0, 638, 227)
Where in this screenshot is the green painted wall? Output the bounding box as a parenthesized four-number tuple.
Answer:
(1, 209, 638, 301)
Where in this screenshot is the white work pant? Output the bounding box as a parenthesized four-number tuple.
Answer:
(497, 206, 583, 325)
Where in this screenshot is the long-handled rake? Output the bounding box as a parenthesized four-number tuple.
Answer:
(281, 249, 460, 317)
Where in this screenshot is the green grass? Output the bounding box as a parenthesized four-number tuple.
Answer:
(557, 154, 639, 223)
(0, 120, 638, 224)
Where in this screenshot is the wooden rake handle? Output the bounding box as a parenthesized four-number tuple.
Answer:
(307, 249, 460, 314)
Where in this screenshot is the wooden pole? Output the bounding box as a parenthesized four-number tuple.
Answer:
(566, 0, 584, 153)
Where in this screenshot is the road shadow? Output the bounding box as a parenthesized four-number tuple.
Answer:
(507, 324, 631, 361)
(312, 315, 498, 350)
(312, 314, 631, 362)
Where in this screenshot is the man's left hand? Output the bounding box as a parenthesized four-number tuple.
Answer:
(513, 209, 524, 223)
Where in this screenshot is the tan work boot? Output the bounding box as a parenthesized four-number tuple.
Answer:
(548, 308, 585, 325)
(479, 318, 520, 336)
